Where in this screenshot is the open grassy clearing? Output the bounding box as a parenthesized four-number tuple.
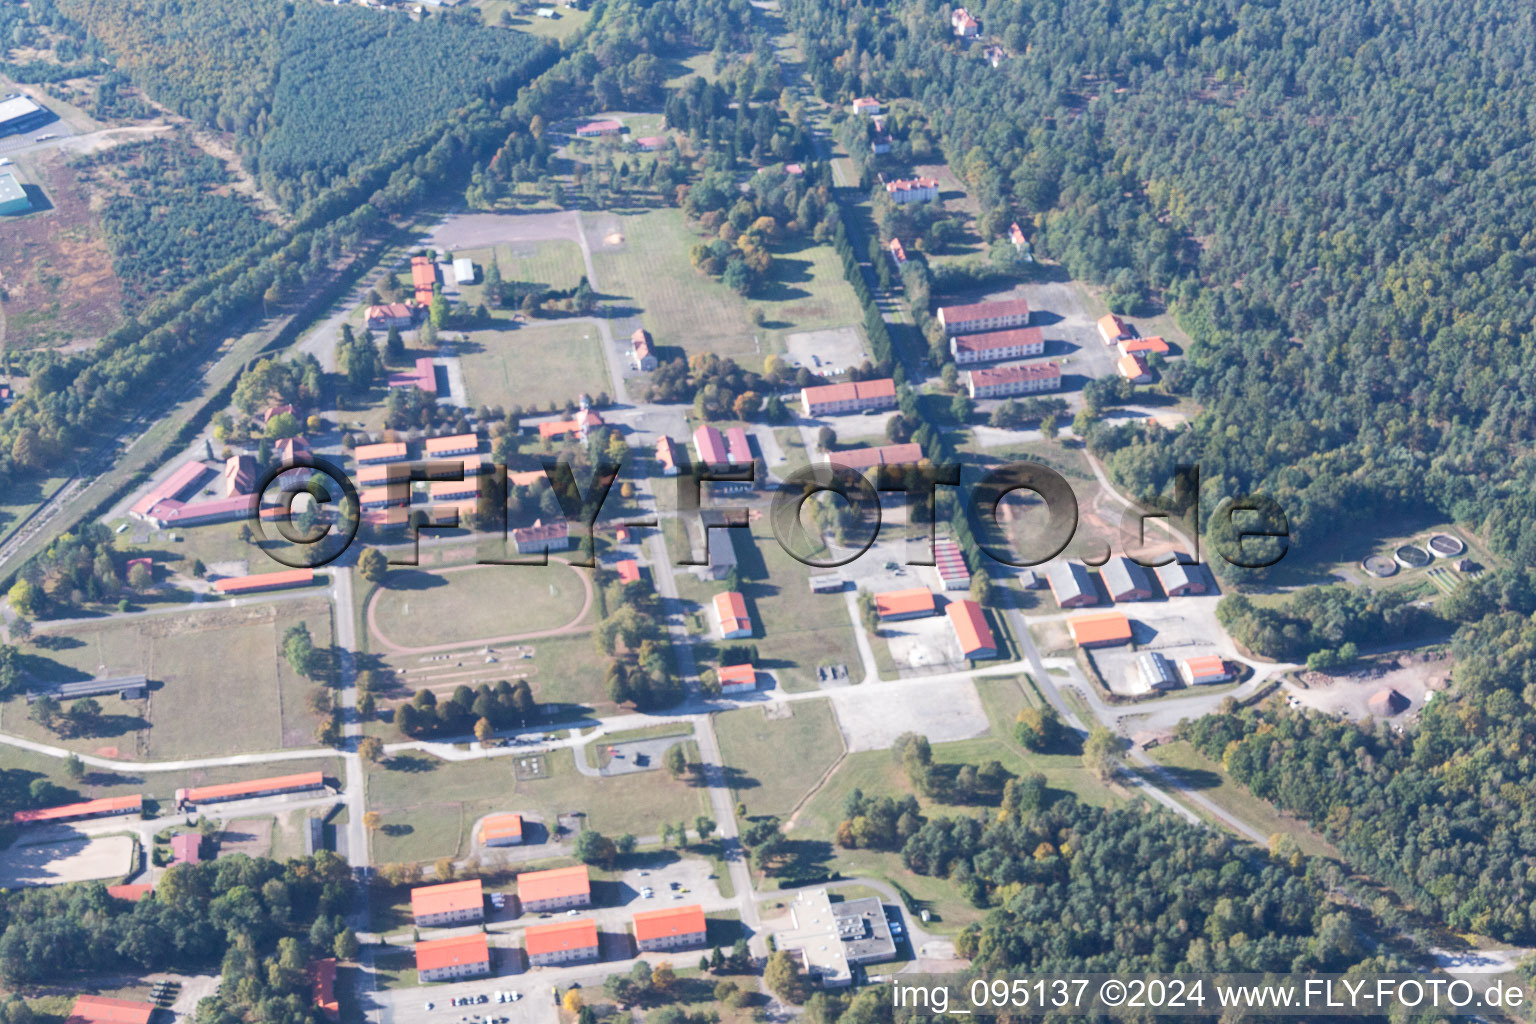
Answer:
(0, 474, 71, 549)
(458, 320, 613, 412)
(674, 526, 862, 693)
(370, 563, 588, 649)
(474, 1, 593, 42)
(589, 207, 864, 363)
(451, 239, 589, 305)
(1145, 740, 1340, 860)
(367, 746, 709, 863)
(6, 600, 333, 759)
(713, 699, 844, 821)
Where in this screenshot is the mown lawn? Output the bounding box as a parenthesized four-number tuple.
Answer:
(714, 699, 844, 821)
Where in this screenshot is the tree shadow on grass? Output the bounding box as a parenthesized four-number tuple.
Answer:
(383, 752, 438, 773)
(380, 570, 453, 591)
(1153, 764, 1222, 791)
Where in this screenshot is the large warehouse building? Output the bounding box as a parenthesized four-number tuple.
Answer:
(0, 95, 49, 136)
(0, 172, 31, 216)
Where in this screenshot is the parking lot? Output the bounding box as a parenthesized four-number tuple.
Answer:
(596, 736, 683, 777)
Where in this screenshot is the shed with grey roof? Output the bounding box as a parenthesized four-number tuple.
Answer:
(1044, 561, 1097, 608)
(1102, 556, 1154, 602)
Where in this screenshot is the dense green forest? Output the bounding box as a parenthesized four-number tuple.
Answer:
(903, 787, 1373, 973)
(0, 852, 355, 1024)
(54, 0, 555, 208)
(1185, 608, 1536, 942)
(76, 138, 270, 314)
(784, 0, 1536, 570)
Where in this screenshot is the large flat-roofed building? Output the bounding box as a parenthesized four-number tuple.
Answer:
(525, 918, 600, 966)
(937, 298, 1030, 334)
(965, 362, 1060, 398)
(0, 172, 31, 216)
(416, 933, 491, 983)
(821, 442, 923, 472)
(176, 771, 324, 809)
(516, 864, 591, 912)
(411, 879, 484, 927)
(949, 326, 1043, 364)
(1045, 561, 1098, 607)
(1068, 611, 1133, 648)
(1101, 556, 1154, 602)
(478, 813, 524, 847)
(388, 357, 439, 394)
(0, 96, 48, 137)
(714, 590, 752, 639)
(693, 510, 741, 581)
(1156, 559, 1206, 596)
(776, 889, 896, 989)
(633, 904, 707, 952)
(801, 378, 897, 417)
(15, 794, 142, 826)
(874, 587, 937, 621)
(946, 599, 997, 659)
(453, 257, 475, 285)
(65, 996, 154, 1024)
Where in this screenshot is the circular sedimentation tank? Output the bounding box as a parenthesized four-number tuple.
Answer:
(1362, 554, 1398, 578)
(1394, 544, 1432, 569)
(1427, 533, 1465, 557)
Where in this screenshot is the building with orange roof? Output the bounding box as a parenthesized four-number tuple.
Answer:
(937, 298, 1030, 334)
(524, 918, 600, 966)
(428, 479, 478, 503)
(1097, 313, 1134, 345)
(950, 325, 1044, 365)
(387, 357, 438, 395)
(1009, 222, 1027, 249)
(850, 97, 881, 116)
(1181, 655, 1230, 686)
(575, 119, 622, 137)
(355, 441, 409, 465)
(946, 599, 997, 660)
(516, 864, 590, 912)
(311, 958, 339, 1020)
(800, 378, 897, 417)
(358, 463, 411, 487)
(411, 879, 485, 926)
(888, 238, 907, 265)
(129, 461, 211, 520)
(479, 813, 524, 847)
(367, 303, 416, 332)
(951, 7, 979, 36)
(1118, 335, 1169, 357)
(874, 588, 937, 621)
(615, 559, 641, 585)
(424, 433, 480, 458)
(821, 442, 923, 472)
(411, 255, 437, 306)
(717, 663, 757, 695)
(176, 771, 324, 808)
(884, 176, 940, 204)
(14, 794, 142, 825)
(633, 904, 707, 952)
(511, 518, 573, 555)
(213, 568, 316, 596)
(225, 454, 255, 497)
(416, 933, 491, 982)
(1117, 353, 1152, 383)
(713, 591, 751, 639)
(965, 362, 1061, 398)
(1068, 612, 1133, 648)
(655, 436, 682, 476)
(65, 996, 155, 1024)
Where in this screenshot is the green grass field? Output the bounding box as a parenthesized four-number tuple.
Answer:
(589, 208, 865, 363)
(451, 240, 589, 304)
(714, 699, 844, 821)
(458, 321, 613, 413)
(367, 746, 709, 863)
(370, 563, 588, 649)
(0, 474, 69, 547)
(8, 600, 333, 759)
(675, 527, 862, 692)
(474, 1, 593, 42)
